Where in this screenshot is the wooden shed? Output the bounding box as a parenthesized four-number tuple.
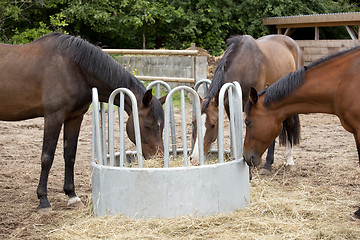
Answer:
(263, 12, 360, 64)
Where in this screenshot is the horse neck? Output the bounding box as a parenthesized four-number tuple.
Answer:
(92, 75, 145, 115)
(268, 63, 344, 121)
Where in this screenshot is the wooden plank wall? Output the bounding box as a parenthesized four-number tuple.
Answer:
(296, 40, 360, 65)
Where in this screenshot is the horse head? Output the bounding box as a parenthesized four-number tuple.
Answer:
(190, 95, 220, 165)
(243, 87, 283, 167)
(126, 89, 166, 159)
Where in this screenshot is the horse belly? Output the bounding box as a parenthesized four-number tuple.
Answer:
(0, 100, 43, 121)
(0, 72, 44, 121)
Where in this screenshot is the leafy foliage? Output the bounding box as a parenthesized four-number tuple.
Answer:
(0, 0, 358, 55)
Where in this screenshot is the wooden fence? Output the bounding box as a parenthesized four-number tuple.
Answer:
(296, 40, 360, 65)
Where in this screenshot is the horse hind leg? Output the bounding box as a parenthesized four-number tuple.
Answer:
(353, 134, 360, 219)
(282, 115, 299, 171)
(285, 141, 296, 171)
(37, 114, 63, 212)
(63, 115, 85, 208)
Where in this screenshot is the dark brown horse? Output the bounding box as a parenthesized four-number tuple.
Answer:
(243, 46, 360, 218)
(0, 33, 165, 211)
(191, 35, 302, 174)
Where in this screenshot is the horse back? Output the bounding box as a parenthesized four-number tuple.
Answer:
(256, 35, 303, 86)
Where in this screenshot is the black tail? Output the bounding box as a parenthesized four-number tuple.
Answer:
(279, 114, 300, 146)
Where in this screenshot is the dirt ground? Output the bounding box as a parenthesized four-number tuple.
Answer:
(1, 107, 360, 239)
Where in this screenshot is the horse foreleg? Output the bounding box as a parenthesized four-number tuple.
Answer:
(353, 134, 360, 219)
(259, 140, 275, 175)
(63, 115, 84, 208)
(37, 114, 63, 211)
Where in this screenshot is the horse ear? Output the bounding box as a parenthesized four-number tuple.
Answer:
(249, 87, 258, 104)
(197, 93, 204, 103)
(158, 94, 167, 105)
(142, 89, 153, 106)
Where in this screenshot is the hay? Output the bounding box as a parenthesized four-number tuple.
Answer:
(124, 152, 233, 168)
(41, 170, 360, 240)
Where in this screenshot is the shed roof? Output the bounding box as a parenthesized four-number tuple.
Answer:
(263, 12, 360, 28)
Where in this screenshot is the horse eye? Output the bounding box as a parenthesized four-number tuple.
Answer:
(245, 119, 251, 126)
(211, 124, 216, 129)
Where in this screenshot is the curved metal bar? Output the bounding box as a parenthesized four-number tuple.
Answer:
(192, 79, 211, 151)
(218, 83, 233, 163)
(146, 80, 171, 94)
(109, 88, 143, 167)
(146, 81, 177, 158)
(218, 82, 243, 163)
(194, 79, 211, 94)
(92, 88, 104, 165)
(228, 87, 237, 158)
(232, 82, 243, 158)
(164, 86, 204, 167)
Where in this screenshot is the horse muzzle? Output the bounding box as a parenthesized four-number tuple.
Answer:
(243, 153, 262, 167)
(142, 144, 164, 159)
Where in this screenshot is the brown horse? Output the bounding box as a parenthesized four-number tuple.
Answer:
(191, 35, 303, 174)
(0, 33, 165, 211)
(243, 46, 360, 218)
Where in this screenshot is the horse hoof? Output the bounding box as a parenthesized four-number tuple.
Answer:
(285, 164, 296, 171)
(67, 196, 85, 208)
(37, 207, 52, 214)
(259, 168, 271, 176)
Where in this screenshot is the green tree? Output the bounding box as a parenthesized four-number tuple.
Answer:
(1, 0, 358, 55)
(0, 0, 69, 43)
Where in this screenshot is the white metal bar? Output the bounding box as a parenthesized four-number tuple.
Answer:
(119, 93, 125, 167)
(100, 103, 106, 164)
(164, 86, 204, 166)
(228, 88, 237, 159)
(146, 81, 177, 158)
(108, 88, 143, 168)
(180, 89, 188, 166)
(92, 88, 104, 165)
(233, 82, 243, 158)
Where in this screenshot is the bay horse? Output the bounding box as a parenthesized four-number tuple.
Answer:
(190, 35, 302, 174)
(243, 46, 360, 218)
(0, 33, 165, 211)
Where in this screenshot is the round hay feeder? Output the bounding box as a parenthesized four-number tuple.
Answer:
(91, 82, 249, 218)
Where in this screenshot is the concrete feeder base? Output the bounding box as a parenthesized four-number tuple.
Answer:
(92, 155, 250, 218)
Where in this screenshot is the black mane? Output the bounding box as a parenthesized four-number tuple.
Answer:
(263, 67, 306, 106)
(202, 35, 246, 112)
(46, 33, 146, 96)
(255, 44, 360, 109)
(39, 33, 164, 118)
